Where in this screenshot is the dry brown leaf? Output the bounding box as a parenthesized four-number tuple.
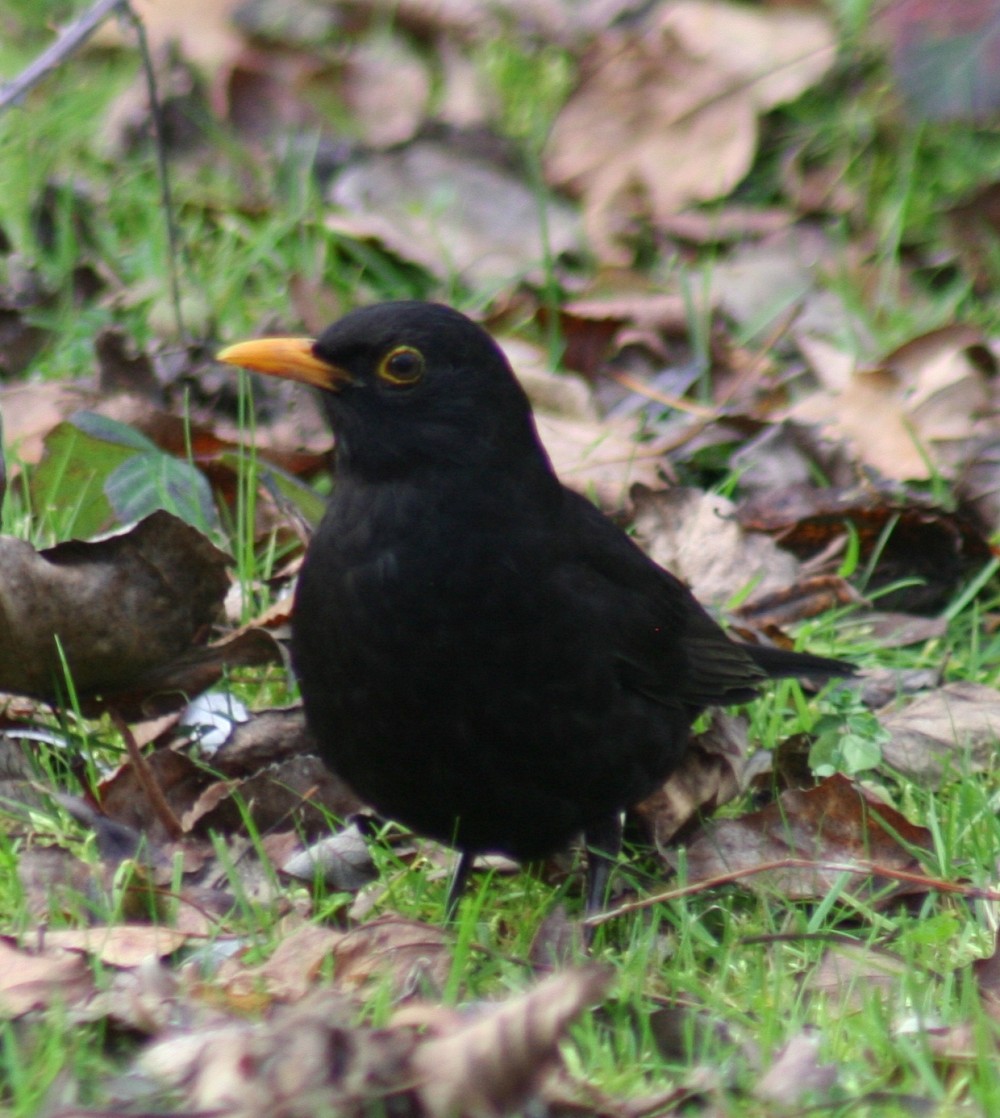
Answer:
(411, 965, 612, 1118)
(328, 141, 582, 288)
(224, 923, 346, 1003)
(790, 324, 996, 481)
(39, 925, 192, 968)
(499, 338, 667, 505)
(331, 915, 452, 997)
(878, 680, 1000, 785)
(753, 1030, 838, 1105)
(680, 773, 934, 901)
(0, 381, 98, 464)
(634, 712, 765, 849)
(341, 36, 432, 147)
(803, 941, 910, 1015)
(345, 0, 633, 45)
(136, 969, 611, 1118)
(0, 510, 230, 701)
(139, 988, 396, 1116)
(707, 224, 856, 346)
(545, 2, 835, 261)
(0, 937, 95, 1017)
(630, 485, 800, 605)
(96, 0, 244, 73)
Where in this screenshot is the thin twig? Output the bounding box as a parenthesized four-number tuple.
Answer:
(0, 0, 129, 112)
(110, 710, 185, 841)
(585, 857, 1000, 926)
(123, 6, 189, 343)
(0, 0, 189, 342)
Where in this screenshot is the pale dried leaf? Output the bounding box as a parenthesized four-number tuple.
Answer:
(96, 0, 244, 72)
(329, 142, 582, 287)
(0, 938, 94, 1017)
(545, 3, 835, 260)
(500, 339, 666, 505)
(790, 325, 995, 481)
(879, 680, 1000, 785)
(631, 486, 800, 605)
(331, 915, 452, 997)
(635, 713, 765, 848)
(223, 923, 346, 1003)
(40, 925, 191, 968)
(412, 965, 611, 1118)
(803, 942, 909, 1015)
(342, 37, 432, 147)
(753, 1030, 838, 1104)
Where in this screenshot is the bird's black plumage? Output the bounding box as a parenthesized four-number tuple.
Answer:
(219, 301, 852, 910)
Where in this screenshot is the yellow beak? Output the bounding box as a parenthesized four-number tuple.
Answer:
(216, 337, 353, 390)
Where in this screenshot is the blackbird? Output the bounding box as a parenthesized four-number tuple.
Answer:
(219, 301, 852, 912)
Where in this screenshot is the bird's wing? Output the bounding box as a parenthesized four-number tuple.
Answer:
(557, 489, 767, 710)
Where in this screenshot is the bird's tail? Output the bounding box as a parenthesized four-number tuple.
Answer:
(745, 643, 855, 681)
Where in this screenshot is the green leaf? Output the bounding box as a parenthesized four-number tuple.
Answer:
(105, 453, 219, 532)
(32, 420, 135, 539)
(69, 410, 159, 453)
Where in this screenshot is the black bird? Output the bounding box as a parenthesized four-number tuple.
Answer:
(219, 302, 852, 912)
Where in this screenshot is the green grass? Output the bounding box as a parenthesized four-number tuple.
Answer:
(4, 2, 1000, 1114)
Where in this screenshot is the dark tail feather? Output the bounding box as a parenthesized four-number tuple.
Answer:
(744, 643, 855, 681)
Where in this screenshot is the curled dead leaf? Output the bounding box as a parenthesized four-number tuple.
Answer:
(0, 510, 230, 702)
(545, 2, 835, 260)
(411, 965, 612, 1118)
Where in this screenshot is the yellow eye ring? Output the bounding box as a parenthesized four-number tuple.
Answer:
(378, 345, 425, 386)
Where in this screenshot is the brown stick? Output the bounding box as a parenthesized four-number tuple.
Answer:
(585, 857, 1000, 927)
(109, 710, 184, 841)
(0, 0, 129, 112)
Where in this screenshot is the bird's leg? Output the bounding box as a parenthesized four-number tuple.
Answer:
(445, 848, 475, 918)
(583, 814, 623, 915)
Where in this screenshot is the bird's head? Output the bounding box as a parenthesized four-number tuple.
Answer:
(218, 301, 551, 481)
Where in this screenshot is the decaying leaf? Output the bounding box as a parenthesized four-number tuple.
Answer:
(328, 140, 582, 288)
(411, 965, 611, 1118)
(634, 712, 766, 849)
(133, 966, 609, 1118)
(545, 1, 836, 260)
(753, 1029, 838, 1106)
(878, 680, 1000, 785)
(679, 773, 934, 901)
(630, 485, 800, 605)
(0, 510, 230, 702)
(0, 937, 95, 1017)
(39, 924, 192, 968)
(802, 941, 912, 1015)
(790, 324, 998, 482)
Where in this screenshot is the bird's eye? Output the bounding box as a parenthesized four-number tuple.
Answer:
(378, 345, 425, 387)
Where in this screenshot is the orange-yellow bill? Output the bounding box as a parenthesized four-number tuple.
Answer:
(216, 337, 352, 390)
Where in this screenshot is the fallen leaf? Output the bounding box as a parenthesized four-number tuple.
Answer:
(331, 915, 452, 997)
(879, 681, 1000, 785)
(789, 324, 996, 482)
(39, 925, 192, 968)
(631, 485, 800, 605)
(634, 713, 765, 848)
(0, 510, 230, 702)
(753, 1029, 838, 1105)
(803, 941, 911, 1015)
(328, 140, 582, 288)
(411, 965, 611, 1118)
(680, 773, 934, 902)
(545, 2, 835, 261)
(0, 937, 94, 1017)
